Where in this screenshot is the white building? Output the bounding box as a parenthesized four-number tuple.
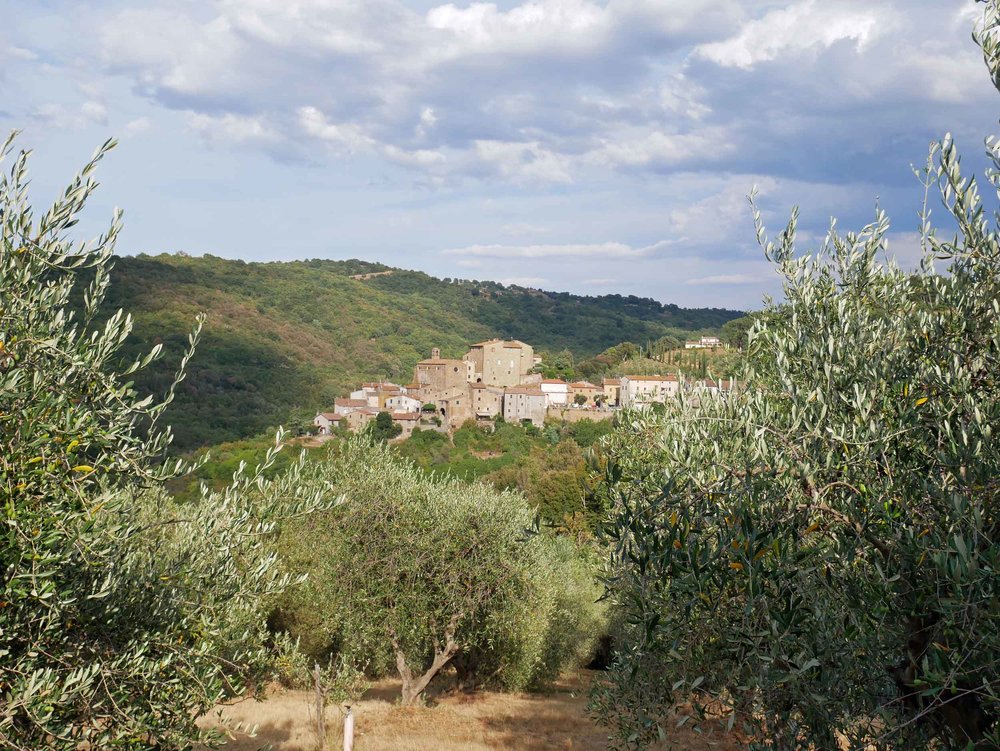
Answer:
(385, 394, 422, 413)
(313, 412, 339, 435)
(619, 375, 681, 409)
(539, 379, 569, 406)
(684, 336, 722, 349)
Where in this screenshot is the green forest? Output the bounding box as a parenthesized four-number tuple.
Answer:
(96, 253, 741, 449)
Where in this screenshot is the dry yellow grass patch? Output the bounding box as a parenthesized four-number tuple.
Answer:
(199, 671, 744, 751)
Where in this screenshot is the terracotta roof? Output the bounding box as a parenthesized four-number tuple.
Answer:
(417, 358, 462, 365)
(505, 386, 545, 396)
(405, 382, 421, 390)
(317, 412, 338, 420)
(335, 398, 369, 407)
(469, 339, 503, 348)
(502, 341, 524, 348)
(570, 381, 597, 388)
(541, 379, 568, 385)
(379, 386, 402, 392)
(391, 412, 420, 421)
(603, 378, 621, 385)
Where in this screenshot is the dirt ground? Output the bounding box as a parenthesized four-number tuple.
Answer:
(199, 671, 744, 751)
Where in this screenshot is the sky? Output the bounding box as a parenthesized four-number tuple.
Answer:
(0, 0, 996, 310)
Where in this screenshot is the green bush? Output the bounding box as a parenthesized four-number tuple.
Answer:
(0, 135, 328, 749)
(594, 8, 1000, 748)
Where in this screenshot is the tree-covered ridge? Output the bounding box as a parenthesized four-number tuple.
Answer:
(100, 252, 742, 449)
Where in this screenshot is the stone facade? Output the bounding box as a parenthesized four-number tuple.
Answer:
(464, 339, 535, 387)
(470, 383, 504, 418)
(502, 386, 547, 427)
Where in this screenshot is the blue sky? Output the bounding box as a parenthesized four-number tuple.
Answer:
(1, 0, 995, 309)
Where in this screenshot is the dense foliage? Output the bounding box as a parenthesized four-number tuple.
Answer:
(0, 135, 327, 749)
(273, 440, 606, 705)
(594, 9, 1000, 747)
(94, 253, 740, 449)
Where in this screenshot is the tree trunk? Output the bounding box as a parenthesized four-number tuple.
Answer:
(391, 613, 462, 706)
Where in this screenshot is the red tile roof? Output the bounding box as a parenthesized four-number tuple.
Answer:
(335, 398, 369, 407)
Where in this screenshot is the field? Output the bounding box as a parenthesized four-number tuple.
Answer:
(199, 672, 743, 751)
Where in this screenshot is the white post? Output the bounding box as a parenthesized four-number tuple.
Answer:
(343, 706, 354, 751)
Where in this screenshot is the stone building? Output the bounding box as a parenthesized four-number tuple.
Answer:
(470, 383, 504, 419)
(602, 378, 621, 407)
(502, 385, 547, 427)
(569, 380, 602, 405)
(414, 352, 471, 394)
(464, 339, 535, 387)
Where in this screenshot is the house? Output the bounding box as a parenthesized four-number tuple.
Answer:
(386, 394, 422, 413)
(470, 383, 504, 419)
(690, 378, 735, 396)
(503, 386, 547, 427)
(343, 408, 378, 432)
(313, 412, 340, 435)
(464, 339, 535, 387)
(391, 411, 421, 439)
(334, 398, 369, 416)
(619, 375, 681, 409)
(539, 378, 569, 406)
(569, 381, 602, 405)
(602, 378, 621, 407)
(437, 388, 474, 429)
(350, 385, 379, 408)
(684, 336, 723, 349)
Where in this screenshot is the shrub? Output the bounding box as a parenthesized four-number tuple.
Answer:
(594, 8, 1000, 748)
(0, 134, 327, 749)
(274, 440, 603, 704)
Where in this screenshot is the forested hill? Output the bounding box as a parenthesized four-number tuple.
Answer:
(101, 253, 742, 449)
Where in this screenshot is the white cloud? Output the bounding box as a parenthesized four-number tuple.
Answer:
(123, 117, 151, 136)
(696, 0, 889, 69)
(28, 100, 108, 129)
(473, 140, 574, 184)
(187, 112, 281, 146)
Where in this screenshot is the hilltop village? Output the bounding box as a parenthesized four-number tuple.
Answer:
(314, 337, 733, 440)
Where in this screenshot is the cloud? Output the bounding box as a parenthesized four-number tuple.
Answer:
(28, 100, 108, 129)
(685, 273, 771, 285)
(696, 0, 888, 69)
(442, 239, 675, 259)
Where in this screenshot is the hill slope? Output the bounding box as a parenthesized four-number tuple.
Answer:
(101, 253, 741, 449)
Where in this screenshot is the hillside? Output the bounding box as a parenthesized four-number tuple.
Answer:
(100, 253, 742, 449)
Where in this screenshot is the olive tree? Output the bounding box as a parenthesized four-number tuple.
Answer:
(0, 134, 327, 750)
(593, 5, 1000, 749)
(275, 439, 605, 705)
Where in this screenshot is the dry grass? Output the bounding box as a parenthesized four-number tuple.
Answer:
(199, 671, 744, 751)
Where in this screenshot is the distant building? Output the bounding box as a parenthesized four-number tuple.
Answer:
(343, 408, 378, 432)
(602, 378, 621, 407)
(313, 412, 340, 435)
(619, 375, 681, 409)
(470, 383, 505, 419)
(503, 386, 547, 427)
(464, 339, 535, 387)
(334, 398, 369, 416)
(386, 394, 422, 413)
(540, 378, 569, 406)
(414, 350, 471, 394)
(569, 380, 602, 405)
(684, 336, 723, 349)
(391, 411, 421, 439)
(438, 388, 473, 429)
